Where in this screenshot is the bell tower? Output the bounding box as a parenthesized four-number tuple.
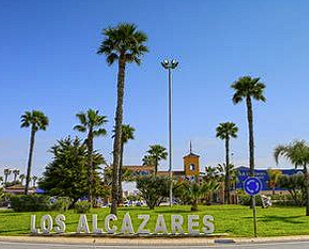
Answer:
(183, 141, 200, 177)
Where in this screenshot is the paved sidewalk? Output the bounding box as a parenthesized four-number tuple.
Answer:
(1, 235, 309, 246)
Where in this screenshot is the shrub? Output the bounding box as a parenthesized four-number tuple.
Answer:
(238, 194, 263, 206)
(75, 201, 91, 213)
(10, 195, 51, 212)
(51, 197, 72, 212)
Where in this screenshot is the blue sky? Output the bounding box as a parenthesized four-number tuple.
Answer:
(1, 0, 309, 179)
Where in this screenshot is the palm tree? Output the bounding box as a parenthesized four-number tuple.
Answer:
(184, 180, 220, 211)
(32, 175, 38, 187)
(231, 76, 266, 175)
(113, 124, 135, 203)
(3, 169, 11, 184)
(146, 145, 168, 175)
(12, 169, 20, 183)
(0, 176, 3, 185)
(274, 140, 309, 216)
(21, 110, 49, 194)
(98, 23, 148, 215)
(142, 155, 156, 166)
(74, 109, 108, 205)
(19, 174, 26, 185)
(216, 122, 238, 204)
(267, 168, 282, 195)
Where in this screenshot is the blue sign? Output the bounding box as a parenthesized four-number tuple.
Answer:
(244, 177, 262, 196)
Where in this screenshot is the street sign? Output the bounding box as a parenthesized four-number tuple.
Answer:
(244, 177, 262, 196)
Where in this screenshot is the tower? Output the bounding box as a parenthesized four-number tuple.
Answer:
(183, 141, 200, 178)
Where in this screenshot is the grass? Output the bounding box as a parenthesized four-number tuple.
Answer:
(1, 205, 309, 237)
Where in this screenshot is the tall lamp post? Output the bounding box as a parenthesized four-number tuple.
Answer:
(161, 59, 178, 207)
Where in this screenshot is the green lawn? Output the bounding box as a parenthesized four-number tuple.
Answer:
(1, 205, 309, 237)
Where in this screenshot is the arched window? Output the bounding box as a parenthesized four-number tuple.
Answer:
(189, 163, 195, 171)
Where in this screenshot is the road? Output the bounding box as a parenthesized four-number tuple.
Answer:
(1, 241, 309, 249)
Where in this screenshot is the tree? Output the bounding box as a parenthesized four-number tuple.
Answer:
(231, 76, 266, 175)
(19, 174, 26, 185)
(32, 176, 38, 187)
(267, 168, 282, 195)
(145, 145, 168, 175)
(39, 137, 106, 204)
(204, 166, 219, 181)
(97, 23, 148, 215)
(142, 155, 156, 166)
(3, 169, 12, 184)
(74, 109, 107, 205)
(12, 169, 20, 183)
(136, 175, 170, 209)
(278, 174, 305, 206)
(274, 140, 309, 215)
(112, 124, 135, 203)
(216, 122, 238, 204)
(21, 110, 49, 195)
(217, 163, 238, 191)
(183, 180, 220, 211)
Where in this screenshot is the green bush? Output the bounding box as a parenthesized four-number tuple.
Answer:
(238, 194, 263, 206)
(75, 201, 91, 213)
(10, 195, 51, 212)
(51, 197, 72, 212)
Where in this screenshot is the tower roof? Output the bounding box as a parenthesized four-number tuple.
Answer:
(183, 140, 200, 158)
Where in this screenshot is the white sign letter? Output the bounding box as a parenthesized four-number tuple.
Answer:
(137, 214, 150, 234)
(202, 215, 214, 234)
(171, 215, 184, 234)
(188, 215, 200, 235)
(104, 214, 117, 234)
(154, 215, 168, 234)
(121, 213, 134, 234)
(31, 215, 40, 234)
(92, 214, 103, 234)
(54, 214, 66, 234)
(76, 214, 90, 233)
(40, 215, 53, 234)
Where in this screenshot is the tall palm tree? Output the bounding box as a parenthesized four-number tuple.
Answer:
(274, 140, 309, 216)
(32, 175, 38, 187)
(142, 155, 156, 166)
(21, 110, 49, 195)
(19, 174, 26, 186)
(216, 122, 238, 204)
(113, 124, 135, 203)
(146, 145, 168, 175)
(3, 169, 12, 184)
(12, 169, 20, 183)
(97, 23, 148, 215)
(74, 109, 108, 205)
(231, 76, 266, 175)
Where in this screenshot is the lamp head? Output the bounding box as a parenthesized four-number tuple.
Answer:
(161, 59, 170, 69)
(171, 59, 178, 69)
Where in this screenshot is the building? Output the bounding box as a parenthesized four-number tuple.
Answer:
(123, 145, 200, 180)
(235, 166, 303, 195)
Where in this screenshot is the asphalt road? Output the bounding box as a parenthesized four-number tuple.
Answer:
(1, 241, 309, 249)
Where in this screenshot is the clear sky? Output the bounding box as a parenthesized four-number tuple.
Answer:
(1, 0, 309, 179)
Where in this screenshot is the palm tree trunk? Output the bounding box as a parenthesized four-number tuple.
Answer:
(4, 174, 8, 184)
(304, 164, 309, 216)
(111, 55, 126, 215)
(155, 159, 158, 176)
(118, 142, 124, 204)
(225, 137, 230, 204)
(25, 126, 35, 195)
(246, 97, 255, 175)
(87, 130, 94, 206)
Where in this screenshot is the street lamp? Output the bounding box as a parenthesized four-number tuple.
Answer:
(161, 59, 178, 207)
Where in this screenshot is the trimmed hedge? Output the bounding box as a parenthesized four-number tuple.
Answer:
(10, 195, 51, 212)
